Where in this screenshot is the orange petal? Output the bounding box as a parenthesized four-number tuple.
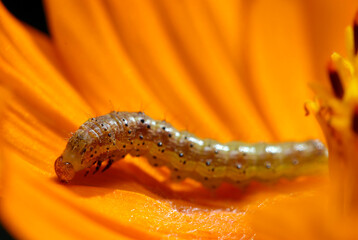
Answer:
(44, 0, 275, 141)
(0, 3, 92, 135)
(252, 189, 358, 240)
(246, 0, 324, 141)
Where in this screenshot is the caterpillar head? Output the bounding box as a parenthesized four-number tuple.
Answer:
(55, 155, 75, 183)
(55, 128, 94, 182)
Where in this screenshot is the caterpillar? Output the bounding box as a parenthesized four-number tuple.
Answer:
(55, 111, 328, 188)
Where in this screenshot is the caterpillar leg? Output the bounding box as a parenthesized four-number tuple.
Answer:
(92, 161, 102, 174)
(102, 159, 114, 172)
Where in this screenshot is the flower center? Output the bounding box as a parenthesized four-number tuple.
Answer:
(307, 11, 358, 216)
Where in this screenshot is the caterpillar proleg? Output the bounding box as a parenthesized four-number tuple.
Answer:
(55, 111, 328, 188)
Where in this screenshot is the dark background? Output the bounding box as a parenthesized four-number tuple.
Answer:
(1, 1, 48, 239)
(3, 0, 49, 35)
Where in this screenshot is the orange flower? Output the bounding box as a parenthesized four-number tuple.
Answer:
(0, 1, 356, 239)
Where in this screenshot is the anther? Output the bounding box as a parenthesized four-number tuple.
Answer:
(352, 106, 358, 134)
(354, 11, 358, 54)
(328, 60, 344, 99)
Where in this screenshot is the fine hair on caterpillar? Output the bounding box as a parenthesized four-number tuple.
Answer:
(55, 111, 328, 189)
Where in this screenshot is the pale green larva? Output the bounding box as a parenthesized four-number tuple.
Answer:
(55, 111, 328, 188)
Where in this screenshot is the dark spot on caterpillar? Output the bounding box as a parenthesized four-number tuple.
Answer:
(154, 163, 158, 167)
(140, 119, 145, 123)
(265, 162, 271, 169)
(292, 159, 299, 165)
(177, 175, 181, 179)
(55, 111, 328, 187)
(81, 148, 87, 154)
(104, 128, 107, 131)
(125, 123, 128, 127)
(136, 154, 140, 157)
